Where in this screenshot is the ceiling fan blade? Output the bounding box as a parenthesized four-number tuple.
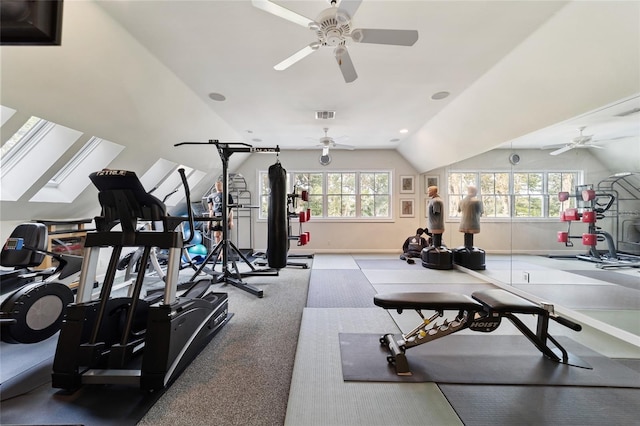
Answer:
(335, 46, 357, 83)
(338, 0, 363, 19)
(549, 145, 574, 156)
(334, 143, 356, 150)
(251, 0, 314, 28)
(350, 28, 419, 46)
(541, 143, 566, 150)
(274, 43, 320, 70)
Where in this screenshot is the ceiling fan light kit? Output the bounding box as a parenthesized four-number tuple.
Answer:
(319, 153, 332, 165)
(252, 0, 419, 83)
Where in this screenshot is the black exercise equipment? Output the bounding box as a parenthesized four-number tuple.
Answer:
(452, 233, 486, 270)
(268, 161, 288, 269)
(175, 140, 282, 298)
(557, 180, 640, 268)
(285, 187, 314, 268)
(51, 168, 228, 392)
(1, 223, 82, 344)
(374, 288, 589, 376)
(421, 233, 453, 270)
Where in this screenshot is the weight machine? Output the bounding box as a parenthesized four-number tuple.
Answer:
(556, 175, 640, 268)
(175, 140, 281, 298)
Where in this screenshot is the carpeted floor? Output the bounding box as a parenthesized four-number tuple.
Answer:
(138, 265, 311, 426)
(0, 263, 312, 426)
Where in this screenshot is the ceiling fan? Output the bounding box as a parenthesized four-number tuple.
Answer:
(251, 0, 419, 83)
(309, 127, 354, 165)
(546, 127, 604, 156)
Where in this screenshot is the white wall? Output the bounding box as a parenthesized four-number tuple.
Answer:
(229, 146, 621, 256)
(234, 149, 423, 254)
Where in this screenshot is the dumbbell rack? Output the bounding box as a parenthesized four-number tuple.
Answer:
(556, 185, 640, 267)
(286, 187, 313, 267)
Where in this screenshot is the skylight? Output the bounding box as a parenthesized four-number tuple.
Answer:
(1, 116, 82, 201)
(30, 137, 125, 203)
(0, 105, 16, 126)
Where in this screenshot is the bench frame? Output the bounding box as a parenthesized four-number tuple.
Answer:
(375, 289, 591, 375)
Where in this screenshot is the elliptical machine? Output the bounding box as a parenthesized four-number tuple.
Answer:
(52, 168, 228, 392)
(0, 223, 82, 343)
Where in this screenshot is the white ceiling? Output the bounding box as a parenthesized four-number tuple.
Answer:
(93, 0, 639, 169)
(1, 1, 638, 182)
(0, 0, 638, 223)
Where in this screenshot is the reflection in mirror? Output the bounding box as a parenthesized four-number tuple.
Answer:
(440, 95, 639, 340)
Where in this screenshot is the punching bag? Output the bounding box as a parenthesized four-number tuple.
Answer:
(267, 161, 288, 268)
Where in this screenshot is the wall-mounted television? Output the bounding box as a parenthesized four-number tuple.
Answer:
(1, 0, 63, 46)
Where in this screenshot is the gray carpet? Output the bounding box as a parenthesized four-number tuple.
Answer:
(339, 334, 640, 388)
(0, 266, 311, 426)
(565, 269, 640, 291)
(439, 384, 640, 426)
(306, 269, 377, 308)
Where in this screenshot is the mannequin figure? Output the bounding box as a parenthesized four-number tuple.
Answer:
(458, 185, 483, 247)
(427, 185, 445, 247)
(453, 185, 486, 270)
(422, 185, 453, 270)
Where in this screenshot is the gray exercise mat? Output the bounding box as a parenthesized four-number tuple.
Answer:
(355, 259, 421, 270)
(565, 269, 640, 291)
(307, 269, 377, 308)
(439, 384, 640, 426)
(339, 333, 640, 388)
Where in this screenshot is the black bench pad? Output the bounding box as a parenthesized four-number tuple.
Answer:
(373, 292, 483, 311)
(472, 289, 544, 314)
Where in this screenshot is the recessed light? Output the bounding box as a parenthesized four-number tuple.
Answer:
(390, 138, 400, 142)
(252, 138, 262, 142)
(246, 130, 253, 134)
(399, 129, 409, 134)
(208, 92, 226, 101)
(431, 91, 450, 100)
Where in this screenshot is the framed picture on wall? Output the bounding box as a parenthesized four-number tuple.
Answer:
(400, 199, 415, 217)
(425, 175, 439, 193)
(400, 175, 415, 193)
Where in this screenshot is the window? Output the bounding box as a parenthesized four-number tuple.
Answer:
(292, 172, 323, 217)
(513, 172, 544, 217)
(1, 116, 82, 201)
(360, 172, 390, 217)
(448, 172, 478, 217)
(327, 172, 356, 217)
(480, 172, 510, 218)
(30, 137, 125, 203)
(259, 170, 392, 219)
(448, 170, 581, 219)
(548, 172, 579, 217)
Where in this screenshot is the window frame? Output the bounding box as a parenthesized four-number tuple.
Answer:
(447, 169, 582, 220)
(258, 169, 393, 221)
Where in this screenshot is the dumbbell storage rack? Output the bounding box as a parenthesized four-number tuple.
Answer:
(557, 175, 640, 268)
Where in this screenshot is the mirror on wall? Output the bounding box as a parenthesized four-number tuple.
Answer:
(471, 95, 640, 338)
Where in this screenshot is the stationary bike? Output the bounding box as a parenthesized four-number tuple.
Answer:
(0, 223, 82, 343)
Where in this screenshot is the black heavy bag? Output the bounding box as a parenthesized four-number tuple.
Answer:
(267, 162, 288, 268)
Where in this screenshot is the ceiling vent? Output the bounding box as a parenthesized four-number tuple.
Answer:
(315, 111, 336, 120)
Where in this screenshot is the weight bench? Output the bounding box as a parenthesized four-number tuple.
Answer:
(374, 288, 591, 375)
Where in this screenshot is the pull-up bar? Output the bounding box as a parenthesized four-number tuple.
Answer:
(175, 140, 280, 156)
(174, 140, 281, 298)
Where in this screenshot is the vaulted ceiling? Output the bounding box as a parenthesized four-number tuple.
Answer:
(1, 1, 638, 220)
